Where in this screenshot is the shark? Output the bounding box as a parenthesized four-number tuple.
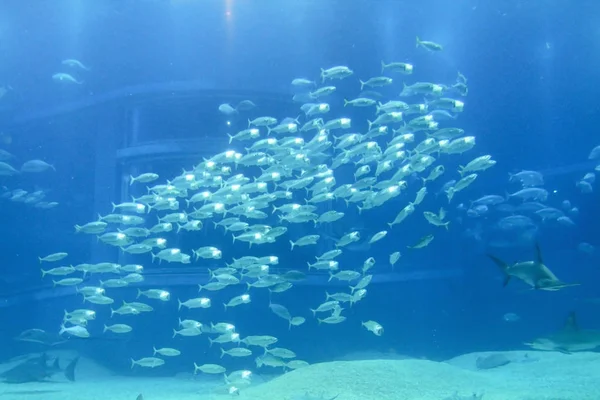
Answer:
(13, 329, 67, 346)
(0, 353, 79, 383)
(524, 312, 600, 353)
(486, 242, 579, 291)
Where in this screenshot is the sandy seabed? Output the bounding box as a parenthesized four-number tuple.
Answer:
(0, 350, 598, 400)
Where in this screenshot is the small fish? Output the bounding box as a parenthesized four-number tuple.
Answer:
(389, 251, 401, 268)
(288, 316, 306, 329)
(408, 234, 434, 249)
(218, 103, 238, 115)
(503, 313, 520, 322)
(368, 231, 387, 244)
(61, 59, 91, 71)
(39, 252, 68, 263)
(290, 234, 320, 250)
(21, 160, 55, 173)
(269, 303, 292, 321)
(52, 73, 83, 84)
(381, 61, 413, 74)
(362, 320, 384, 336)
(291, 78, 316, 87)
(131, 357, 164, 368)
(416, 36, 443, 51)
(236, 100, 257, 111)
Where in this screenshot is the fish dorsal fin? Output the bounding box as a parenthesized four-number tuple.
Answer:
(535, 242, 544, 265)
(564, 311, 579, 331)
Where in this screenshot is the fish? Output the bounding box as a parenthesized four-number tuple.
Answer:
(416, 36, 443, 51)
(487, 243, 579, 291)
(13, 329, 67, 346)
(524, 312, 600, 353)
(218, 103, 238, 115)
(52, 73, 83, 84)
(0, 353, 78, 383)
(31, 35, 506, 375)
(475, 353, 510, 370)
(61, 59, 91, 71)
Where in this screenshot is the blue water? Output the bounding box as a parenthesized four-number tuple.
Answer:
(0, 0, 599, 381)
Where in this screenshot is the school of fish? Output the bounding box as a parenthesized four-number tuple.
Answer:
(2, 35, 600, 395)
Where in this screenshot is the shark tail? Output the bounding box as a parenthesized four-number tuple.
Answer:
(65, 357, 79, 381)
(486, 254, 511, 287)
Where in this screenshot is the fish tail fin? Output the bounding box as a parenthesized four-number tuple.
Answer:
(64, 357, 79, 381)
(486, 254, 511, 287)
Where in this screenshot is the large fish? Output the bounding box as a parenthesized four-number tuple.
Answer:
(0, 353, 78, 383)
(525, 312, 600, 353)
(486, 243, 578, 291)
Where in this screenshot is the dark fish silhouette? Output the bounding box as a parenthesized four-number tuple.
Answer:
(487, 242, 579, 291)
(13, 329, 66, 346)
(0, 353, 78, 383)
(14, 328, 128, 345)
(524, 312, 600, 353)
(475, 353, 511, 369)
